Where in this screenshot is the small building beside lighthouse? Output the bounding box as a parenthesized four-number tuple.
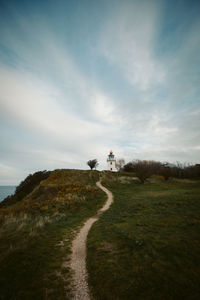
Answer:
(107, 151, 117, 171)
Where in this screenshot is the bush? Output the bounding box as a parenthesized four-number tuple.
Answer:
(0, 170, 50, 208)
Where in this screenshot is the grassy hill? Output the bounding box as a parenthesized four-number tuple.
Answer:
(1, 170, 200, 300)
(0, 169, 105, 300)
(87, 172, 200, 299)
(0, 170, 51, 209)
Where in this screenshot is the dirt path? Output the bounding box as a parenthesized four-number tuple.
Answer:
(70, 180, 113, 300)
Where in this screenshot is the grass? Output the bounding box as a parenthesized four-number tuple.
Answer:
(2, 170, 200, 299)
(0, 169, 105, 300)
(87, 173, 200, 300)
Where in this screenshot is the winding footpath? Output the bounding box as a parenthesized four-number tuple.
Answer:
(70, 180, 113, 300)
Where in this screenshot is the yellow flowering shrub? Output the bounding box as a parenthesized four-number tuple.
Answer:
(0, 170, 100, 223)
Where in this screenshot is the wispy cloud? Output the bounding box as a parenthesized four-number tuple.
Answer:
(99, 0, 165, 90)
(0, 13, 122, 184)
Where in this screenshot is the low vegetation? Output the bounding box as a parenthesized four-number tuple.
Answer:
(87, 172, 200, 299)
(0, 169, 105, 300)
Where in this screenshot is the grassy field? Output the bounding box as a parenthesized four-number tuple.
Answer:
(1, 170, 200, 299)
(87, 173, 200, 300)
(0, 169, 105, 300)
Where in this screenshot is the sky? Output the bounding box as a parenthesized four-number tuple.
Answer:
(0, 0, 200, 184)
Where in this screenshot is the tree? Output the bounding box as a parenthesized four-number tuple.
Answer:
(123, 162, 135, 172)
(116, 158, 125, 171)
(124, 160, 158, 183)
(132, 160, 154, 183)
(160, 163, 171, 180)
(123, 160, 160, 182)
(87, 159, 99, 170)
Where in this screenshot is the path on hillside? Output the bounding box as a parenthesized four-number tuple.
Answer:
(70, 180, 113, 300)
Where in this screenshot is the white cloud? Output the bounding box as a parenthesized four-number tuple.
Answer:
(99, 0, 165, 90)
(0, 59, 122, 183)
(0, 65, 119, 139)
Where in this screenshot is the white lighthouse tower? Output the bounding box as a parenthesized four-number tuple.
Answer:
(107, 151, 117, 171)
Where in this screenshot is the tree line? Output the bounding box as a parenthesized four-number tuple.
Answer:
(87, 158, 200, 183)
(123, 160, 200, 183)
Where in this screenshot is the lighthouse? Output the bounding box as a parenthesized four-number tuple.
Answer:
(107, 151, 117, 171)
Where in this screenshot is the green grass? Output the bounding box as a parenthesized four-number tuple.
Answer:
(87, 175, 200, 300)
(0, 170, 105, 300)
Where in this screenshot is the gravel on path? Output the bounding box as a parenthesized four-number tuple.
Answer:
(70, 180, 113, 300)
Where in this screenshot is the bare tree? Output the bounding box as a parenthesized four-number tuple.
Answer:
(87, 159, 99, 170)
(116, 158, 125, 171)
(133, 160, 154, 183)
(125, 160, 160, 183)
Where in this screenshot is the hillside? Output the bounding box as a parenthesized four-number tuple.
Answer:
(0, 170, 50, 208)
(0, 169, 105, 300)
(1, 170, 200, 299)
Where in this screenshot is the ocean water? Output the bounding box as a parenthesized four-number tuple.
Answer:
(0, 186, 16, 202)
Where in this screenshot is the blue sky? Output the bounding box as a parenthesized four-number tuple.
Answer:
(0, 0, 200, 184)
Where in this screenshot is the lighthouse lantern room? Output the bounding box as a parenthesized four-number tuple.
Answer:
(107, 151, 117, 171)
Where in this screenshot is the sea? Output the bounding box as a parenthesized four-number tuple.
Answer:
(0, 186, 16, 202)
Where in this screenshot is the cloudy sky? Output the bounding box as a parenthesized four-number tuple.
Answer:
(0, 0, 200, 184)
